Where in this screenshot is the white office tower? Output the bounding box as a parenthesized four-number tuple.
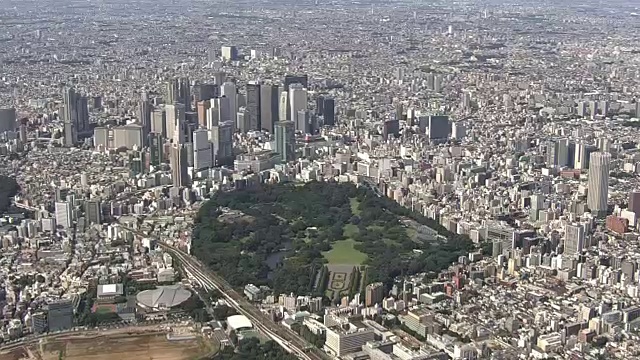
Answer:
(193, 129, 212, 171)
(214, 96, 232, 124)
(574, 142, 588, 170)
(279, 91, 289, 120)
(221, 82, 237, 131)
(54, 201, 72, 229)
(165, 104, 186, 143)
(451, 122, 466, 140)
(587, 152, 611, 217)
(564, 224, 585, 256)
(289, 84, 307, 122)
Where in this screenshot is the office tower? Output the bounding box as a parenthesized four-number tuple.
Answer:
(166, 79, 179, 104)
(316, 95, 325, 116)
(434, 75, 443, 92)
(213, 72, 226, 86)
(112, 125, 143, 150)
(382, 119, 399, 140)
(428, 115, 450, 141)
(237, 107, 250, 133)
(275, 121, 295, 162)
(587, 152, 611, 217)
(170, 143, 189, 188)
(196, 83, 219, 102)
(635, 101, 640, 117)
(210, 121, 234, 166)
(577, 101, 588, 117)
(55, 201, 72, 229)
(221, 82, 237, 131)
(365, 282, 385, 307)
(221, 46, 238, 61)
(589, 101, 598, 119)
(451, 122, 466, 140)
(138, 96, 152, 143)
(166, 78, 191, 111)
(296, 110, 311, 134)
(279, 91, 289, 121)
(600, 100, 609, 117)
(47, 300, 73, 331)
(564, 224, 585, 256)
(151, 108, 167, 137)
(426, 73, 435, 90)
(462, 91, 472, 109)
(260, 84, 279, 132)
(246, 82, 261, 131)
(193, 129, 212, 171)
(0, 108, 16, 133)
(18, 123, 27, 143)
(62, 87, 78, 147)
(575, 142, 597, 170)
(323, 98, 335, 126)
(284, 74, 308, 91)
(197, 100, 211, 127)
(148, 132, 165, 165)
(529, 194, 544, 221)
(630, 192, 640, 217)
(165, 103, 186, 143)
(85, 200, 102, 224)
(557, 138, 570, 167)
(214, 96, 232, 124)
(289, 84, 307, 123)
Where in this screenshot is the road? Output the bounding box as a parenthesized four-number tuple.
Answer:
(118, 223, 327, 360)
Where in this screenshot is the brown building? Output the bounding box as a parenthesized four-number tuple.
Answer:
(365, 282, 385, 307)
(606, 215, 629, 235)
(197, 100, 211, 127)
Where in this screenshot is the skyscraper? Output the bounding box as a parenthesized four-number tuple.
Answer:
(193, 128, 212, 171)
(0, 108, 16, 133)
(587, 152, 611, 217)
(289, 84, 307, 124)
(283, 74, 308, 91)
(166, 78, 191, 111)
(210, 121, 234, 166)
(138, 95, 152, 143)
(296, 110, 311, 134)
(170, 143, 189, 188)
(323, 98, 335, 126)
(279, 91, 289, 121)
(55, 201, 72, 229)
(165, 104, 186, 143)
(85, 200, 102, 224)
(365, 282, 385, 307)
(62, 87, 79, 147)
(221, 82, 237, 132)
(428, 115, 450, 141)
(275, 121, 295, 163)
(221, 46, 238, 61)
(629, 191, 640, 218)
(148, 132, 165, 165)
(246, 82, 261, 131)
(260, 84, 279, 132)
(564, 224, 585, 256)
(151, 108, 167, 137)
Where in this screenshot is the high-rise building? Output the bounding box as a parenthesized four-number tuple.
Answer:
(85, 200, 102, 224)
(210, 121, 234, 166)
(62, 87, 78, 147)
(316, 95, 325, 116)
(221, 46, 238, 61)
(193, 129, 212, 171)
(112, 125, 143, 150)
(236, 107, 250, 133)
(197, 100, 211, 128)
(196, 83, 219, 102)
(283, 74, 308, 91)
(166, 78, 191, 111)
(289, 84, 307, 124)
(323, 98, 335, 126)
(279, 91, 289, 121)
(47, 300, 73, 332)
(629, 192, 640, 218)
(382, 119, 399, 140)
(451, 121, 466, 140)
(170, 144, 189, 188)
(138, 94, 152, 143)
(587, 152, 611, 217)
(564, 224, 585, 256)
(0, 108, 16, 133)
(165, 104, 186, 143)
(365, 282, 385, 307)
(151, 108, 167, 137)
(221, 82, 237, 132)
(55, 201, 72, 229)
(428, 115, 450, 141)
(275, 121, 295, 162)
(246, 82, 261, 131)
(148, 132, 165, 165)
(260, 84, 279, 132)
(296, 110, 311, 134)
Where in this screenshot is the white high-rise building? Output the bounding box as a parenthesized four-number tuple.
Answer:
(279, 91, 289, 121)
(587, 152, 611, 217)
(564, 224, 585, 256)
(221, 82, 237, 132)
(165, 104, 186, 143)
(192, 129, 212, 171)
(289, 85, 307, 122)
(54, 201, 72, 229)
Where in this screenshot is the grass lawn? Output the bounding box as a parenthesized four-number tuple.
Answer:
(350, 198, 362, 216)
(322, 239, 368, 265)
(343, 224, 359, 238)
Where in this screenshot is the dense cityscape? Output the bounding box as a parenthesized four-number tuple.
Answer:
(0, 0, 639, 359)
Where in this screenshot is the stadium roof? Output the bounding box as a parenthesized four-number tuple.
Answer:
(227, 315, 253, 331)
(136, 285, 191, 309)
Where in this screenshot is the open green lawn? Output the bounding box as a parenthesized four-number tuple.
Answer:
(343, 224, 360, 238)
(322, 239, 368, 265)
(350, 198, 362, 216)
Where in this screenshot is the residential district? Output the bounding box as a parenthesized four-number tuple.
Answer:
(0, 0, 639, 359)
